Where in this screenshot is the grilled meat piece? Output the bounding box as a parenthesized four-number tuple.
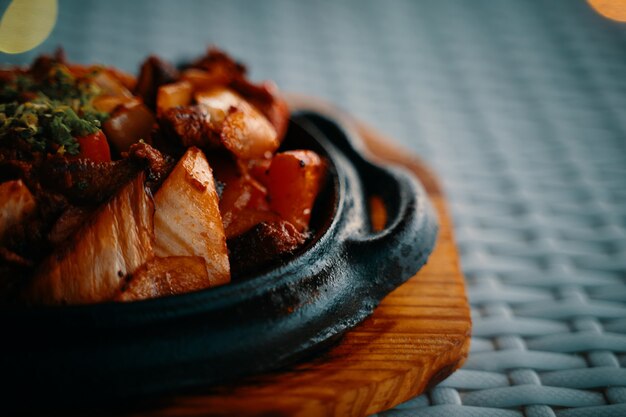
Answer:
(227, 221, 307, 277)
(39, 142, 173, 205)
(39, 157, 138, 205)
(134, 56, 180, 111)
(159, 105, 222, 149)
(127, 141, 176, 191)
(1, 190, 68, 265)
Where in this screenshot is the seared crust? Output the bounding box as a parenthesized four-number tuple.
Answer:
(228, 221, 306, 277)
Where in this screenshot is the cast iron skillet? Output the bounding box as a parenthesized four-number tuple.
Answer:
(0, 112, 438, 409)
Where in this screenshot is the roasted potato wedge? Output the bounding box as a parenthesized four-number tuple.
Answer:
(153, 147, 230, 286)
(156, 80, 193, 115)
(26, 174, 154, 305)
(116, 256, 210, 301)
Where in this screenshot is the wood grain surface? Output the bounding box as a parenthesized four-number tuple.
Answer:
(116, 98, 471, 417)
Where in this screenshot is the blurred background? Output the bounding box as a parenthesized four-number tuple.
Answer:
(4, 0, 623, 154)
(3, 0, 626, 415)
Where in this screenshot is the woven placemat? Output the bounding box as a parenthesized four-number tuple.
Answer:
(3, 0, 625, 415)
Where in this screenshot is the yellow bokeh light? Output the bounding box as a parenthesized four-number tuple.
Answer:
(0, 0, 58, 54)
(588, 0, 626, 22)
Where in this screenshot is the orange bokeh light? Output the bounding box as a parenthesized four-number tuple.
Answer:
(588, 0, 626, 22)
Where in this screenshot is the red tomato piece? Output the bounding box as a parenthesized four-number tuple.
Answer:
(267, 150, 326, 232)
(76, 131, 111, 163)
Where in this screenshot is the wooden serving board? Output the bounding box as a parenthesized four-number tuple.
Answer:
(117, 99, 471, 417)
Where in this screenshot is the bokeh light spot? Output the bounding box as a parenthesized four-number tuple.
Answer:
(0, 0, 58, 54)
(588, 0, 626, 22)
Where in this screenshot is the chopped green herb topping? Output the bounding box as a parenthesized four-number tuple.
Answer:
(0, 64, 108, 156)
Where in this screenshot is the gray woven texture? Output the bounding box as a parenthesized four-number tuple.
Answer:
(3, 0, 626, 415)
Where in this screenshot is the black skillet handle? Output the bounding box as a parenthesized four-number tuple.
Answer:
(345, 156, 439, 295)
(295, 112, 439, 295)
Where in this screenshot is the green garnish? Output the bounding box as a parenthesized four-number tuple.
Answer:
(0, 64, 108, 156)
